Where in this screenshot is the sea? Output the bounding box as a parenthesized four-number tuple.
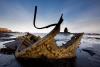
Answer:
(0, 32, 100, 67)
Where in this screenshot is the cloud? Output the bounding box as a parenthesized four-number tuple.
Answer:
(61, 2, 100, 33)
(0, 0, 100, 33)
(0, 1, 64, 33)
(63, 11, 100, 33)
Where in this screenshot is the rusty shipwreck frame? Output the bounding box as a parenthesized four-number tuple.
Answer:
(15, 6, 83, 59)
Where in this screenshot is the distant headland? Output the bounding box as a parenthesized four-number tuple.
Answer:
(0, 27, 12, 33)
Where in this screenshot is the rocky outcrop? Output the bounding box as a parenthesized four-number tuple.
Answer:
(64, 27, 69, 33)
(0, 28, 12, 33)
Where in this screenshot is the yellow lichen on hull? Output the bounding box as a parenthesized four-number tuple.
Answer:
(15, 33, 83, 59)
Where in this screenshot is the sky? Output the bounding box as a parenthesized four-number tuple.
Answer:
(0, 0, 100, 33)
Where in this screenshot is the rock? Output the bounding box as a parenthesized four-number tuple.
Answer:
(0, 33, 13, 37)
(64, 27, 69, 33)
(0, 48, 15, 54)
(82, 48, 95, 56)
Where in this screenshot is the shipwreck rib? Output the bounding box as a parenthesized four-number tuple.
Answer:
(33, 6, 59, 29)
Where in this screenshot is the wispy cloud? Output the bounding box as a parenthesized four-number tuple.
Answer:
(0, 0, 100, 33)
(63, 7, 100, 33)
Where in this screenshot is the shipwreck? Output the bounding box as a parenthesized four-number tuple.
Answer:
(15, 6, 83, 59)
(1, 6, 84, 67)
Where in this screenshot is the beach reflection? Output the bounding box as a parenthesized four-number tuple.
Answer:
(17, 57, 77, 67)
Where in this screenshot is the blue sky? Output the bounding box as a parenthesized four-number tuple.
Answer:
(0, 0, 100, 33)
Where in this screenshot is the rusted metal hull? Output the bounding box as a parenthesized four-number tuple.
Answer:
(15, 33, 83, 67)
(15, 33, 83, 59)
(15, 11, 83, 59)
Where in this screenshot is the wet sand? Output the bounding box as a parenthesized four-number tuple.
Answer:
(0, 33, 100, 67)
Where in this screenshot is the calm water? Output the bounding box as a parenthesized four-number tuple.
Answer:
(0, 32, 100, 67)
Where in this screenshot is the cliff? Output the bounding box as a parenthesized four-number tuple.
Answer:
(0, 28, 12, 33)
